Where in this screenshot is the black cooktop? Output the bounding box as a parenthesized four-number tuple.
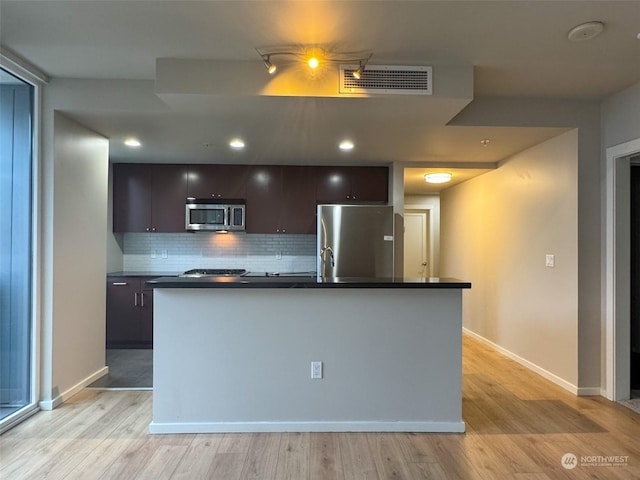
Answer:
(182, 268, 247, 277)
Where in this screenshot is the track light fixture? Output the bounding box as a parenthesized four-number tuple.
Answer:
(261, 54, 277, 74)
(256, 47, 373, 75)
(351, 54, 372, 80)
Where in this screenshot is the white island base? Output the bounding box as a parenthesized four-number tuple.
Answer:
(149, 287, 465, 434)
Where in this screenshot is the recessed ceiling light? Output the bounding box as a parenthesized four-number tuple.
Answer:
(124, 138, 141, 147)
(339, 140, 354, 151)
(567, 21, 604, 42)
(229, 138, 245, 149)
(425, 173, 452, 184)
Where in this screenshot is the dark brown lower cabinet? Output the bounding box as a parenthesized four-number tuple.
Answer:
(106, 276, 153, 349)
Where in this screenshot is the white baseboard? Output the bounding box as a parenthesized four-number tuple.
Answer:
(149, 420, 466, 434)
(463, 328, 600, 397)
(576, 387, 602, 396)
(39, 366, 109, 411)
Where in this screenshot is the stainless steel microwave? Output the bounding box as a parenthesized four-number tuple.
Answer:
(185, 199, 246, 232)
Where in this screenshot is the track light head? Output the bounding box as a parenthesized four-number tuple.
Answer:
(352, 56, 371, 80)
(262, 55, 277, 74)
(352, 62, 364, 80)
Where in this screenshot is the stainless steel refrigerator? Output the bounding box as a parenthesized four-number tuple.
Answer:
(317, 205, 394, 279)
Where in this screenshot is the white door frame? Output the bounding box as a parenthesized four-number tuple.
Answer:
(605, 138, 640, 401)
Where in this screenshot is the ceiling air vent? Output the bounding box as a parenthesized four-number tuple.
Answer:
(339, 65, 432, 95)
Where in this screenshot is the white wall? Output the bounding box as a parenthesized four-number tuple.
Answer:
(441, 130, 580, 390)
(40, 111, 109, 408)
(450, 97, 601, 393)
(602, 81, 640, 149)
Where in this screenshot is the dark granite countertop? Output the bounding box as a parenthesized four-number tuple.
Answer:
(145, 275, 471, 289)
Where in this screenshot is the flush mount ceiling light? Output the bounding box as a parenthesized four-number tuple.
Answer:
(567, 21, 605, 41)
(229, 138, 245, 149)
(480, 139, 490, 146)
(339, 140, 355, 151)
(124, 137, 141, 147)
(424, 173, 452, 184)
(256, 46, 372, 77)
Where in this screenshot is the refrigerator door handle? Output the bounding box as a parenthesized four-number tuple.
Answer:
(320, 247, 335, 267)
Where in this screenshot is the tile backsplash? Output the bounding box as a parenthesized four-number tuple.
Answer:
(122, 233, 317, 273)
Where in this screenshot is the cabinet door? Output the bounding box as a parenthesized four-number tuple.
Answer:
(351, 167, 388, 203)
(113, 164, 152, 232)
(106, 277, 142, 347)
(245, 165, 281, 233)
(187, 165, 247, 199)
(280, 166, 317, 234)
(315, 166, 351, 203)
(151, 164, 188, 232)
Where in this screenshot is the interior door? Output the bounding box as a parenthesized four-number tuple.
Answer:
(403, 212, 429, 278)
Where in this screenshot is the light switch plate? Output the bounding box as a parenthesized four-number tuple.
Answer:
(311, 361, 323, 379)
(545, 254, 555, 267)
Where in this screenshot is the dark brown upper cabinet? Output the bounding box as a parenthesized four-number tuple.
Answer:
(113, 164, 388, 233)
(113, 163, 188, 233)
(187, 164, 247, 199)
(245, 165, 317, 234)
(315, 166, 388, 204)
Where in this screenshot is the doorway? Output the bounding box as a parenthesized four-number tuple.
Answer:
(605, 139, 640, 401)
(631, 164, 640, 396)
(404, 211, 430, 278)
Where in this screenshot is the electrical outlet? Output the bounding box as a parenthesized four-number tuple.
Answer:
(311, 361, 323, 379)
(161, 249, 168, 259)
(276, 251, 282, 260)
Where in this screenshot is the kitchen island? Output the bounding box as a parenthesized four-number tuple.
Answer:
(146, 276, 471, 434)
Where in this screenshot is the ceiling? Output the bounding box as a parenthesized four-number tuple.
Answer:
(1, 1, 639, 194)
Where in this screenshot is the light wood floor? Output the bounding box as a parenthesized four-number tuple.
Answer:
(2, 335, 640, 480)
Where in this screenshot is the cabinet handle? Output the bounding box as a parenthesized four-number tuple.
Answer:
(146, 227, 150, 232)
(140, 292, 145, 307)
(151, 227, 156, 232)
(112, 282, 128, 286)
(134, 292, 139, 307)
(282, 229, 286, 233)
(346, 195, 351, 199)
